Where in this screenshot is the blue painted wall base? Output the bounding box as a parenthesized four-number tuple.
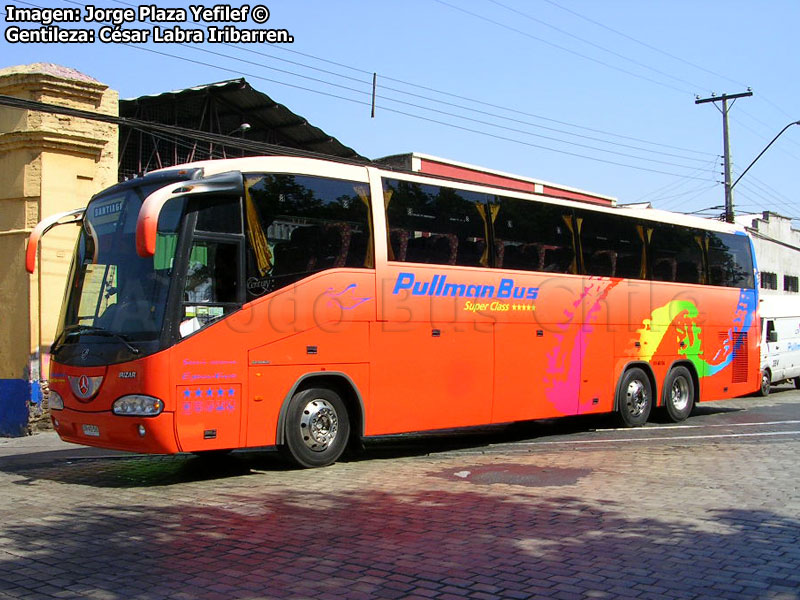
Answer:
(0, 379, 30, 437)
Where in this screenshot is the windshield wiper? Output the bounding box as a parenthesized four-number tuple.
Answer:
(51, 324, 140, 355)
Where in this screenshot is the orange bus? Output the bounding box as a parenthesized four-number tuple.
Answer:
(27, 155, 759, 467)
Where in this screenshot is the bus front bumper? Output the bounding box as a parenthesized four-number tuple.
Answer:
(51, 408, 179, 454)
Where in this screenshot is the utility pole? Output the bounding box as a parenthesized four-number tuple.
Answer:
(695, 90, 752, 223)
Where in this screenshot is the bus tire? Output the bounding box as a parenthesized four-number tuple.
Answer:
(282, 387, 350, 468)
(794, 376, 800, 389)
(663, 366, 694, 422)
(616, 367, 652, 427)
(759, 369, 771, 397)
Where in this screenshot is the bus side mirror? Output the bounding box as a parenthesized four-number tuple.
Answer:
(768, 330, 778, 343)
(25, 207, 85, 273)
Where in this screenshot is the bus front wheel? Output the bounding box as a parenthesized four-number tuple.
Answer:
(662, 366, 694, 422)
(282, 387, 350, 468)
(616, 367, 652, 427)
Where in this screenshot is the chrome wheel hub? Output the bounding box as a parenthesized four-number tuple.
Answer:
(670, 377, 689, 411)
(299, 398, 338, 452)
(625, 380, 648, 416)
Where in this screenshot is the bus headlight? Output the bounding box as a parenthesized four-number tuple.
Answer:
(49, 390, 64, 411)
(113, 395, 164, 416)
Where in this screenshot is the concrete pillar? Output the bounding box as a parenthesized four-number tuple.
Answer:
(0, 63, 117, 435)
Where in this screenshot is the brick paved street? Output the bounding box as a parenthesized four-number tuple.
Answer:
(1, 392, 799, 600)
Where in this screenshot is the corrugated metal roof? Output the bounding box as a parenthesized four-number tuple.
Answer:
(119, 78, 363, 160)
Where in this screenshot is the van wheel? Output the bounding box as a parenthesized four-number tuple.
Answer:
(759, 370, 771, 397)
(282, 388, 350, 468)
(794, 377, 800, 389)
(663, 366, 694, 422)
(616, 367, 652, 427)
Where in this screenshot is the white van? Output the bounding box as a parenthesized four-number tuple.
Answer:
(759, 295, 800, 395)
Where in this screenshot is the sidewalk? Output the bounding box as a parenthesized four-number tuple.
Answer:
(0, 431, 132, 467)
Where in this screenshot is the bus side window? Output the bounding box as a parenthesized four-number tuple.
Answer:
(576, 209, 643, 279)
(195, 199, 242, 234)
(650, 223, 705, 285)
(383, 179, 490, 267)
(493, 195, 575, 274)
(183, 240, 240, 304)
(180, 239, 240, 337)
(244, 174, 373, 297)
(707, 231, 755, 288)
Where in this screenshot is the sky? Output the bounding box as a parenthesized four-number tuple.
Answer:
(2, 0, 799, 221)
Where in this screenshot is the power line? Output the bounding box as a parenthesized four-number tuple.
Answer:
(220, 41, 710, 164)
(95, 0, 719, 162)
(731, 113, 800, 161)
(635, 157, 720, 207)
(259, 41, 714, 157)
(7, 0, 740, 184)
(95, 0, 714, 165)
(113, 42, 714, 179)
(539, 0, 750, 90)
(650, 183, 720, 206)
(669, 185, 730, 215)
(175, 42, 707, 170)
(540, 0, 798, 133)
(735, 176, 798, 219)
(433, 0, 695, 95)
(0, 94, 372, 166)
(745, 173, 798, 210)
(485, 0, 706, 92)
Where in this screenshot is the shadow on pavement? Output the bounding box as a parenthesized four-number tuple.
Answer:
(0, 486, 797, 599)
(0, 402, 764, 487)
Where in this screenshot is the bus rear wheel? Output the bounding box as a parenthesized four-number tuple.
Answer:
(282, 387, 350, 468)
(616, 367, 652, 427)
(663, 366, 694, 422)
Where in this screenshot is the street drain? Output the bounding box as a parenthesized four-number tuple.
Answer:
(438, 464, 591, 487)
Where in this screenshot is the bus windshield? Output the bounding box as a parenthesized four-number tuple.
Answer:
(54, 183, 186, 361)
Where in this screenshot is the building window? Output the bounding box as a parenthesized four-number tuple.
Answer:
(761, 272, 778, 290)
(784, 275, 798, 293)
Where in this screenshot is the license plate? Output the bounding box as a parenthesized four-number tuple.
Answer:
(82, 424, 100, 437)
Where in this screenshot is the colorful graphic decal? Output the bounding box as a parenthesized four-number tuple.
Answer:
(636, 288, 756, 377)
(540, 280, 756, 414)
(324, 284, 372, 310)
(544, 278, 621, 413)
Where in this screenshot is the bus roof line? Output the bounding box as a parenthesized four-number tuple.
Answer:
(153, 155, 745, 236)
(25, 207, 85, 274)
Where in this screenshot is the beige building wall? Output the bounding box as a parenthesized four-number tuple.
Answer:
(737, 212, 800, 298)
(0, 63, 117, 431)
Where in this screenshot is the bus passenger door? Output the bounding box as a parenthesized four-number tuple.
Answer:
(173, 195, 247, 452)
